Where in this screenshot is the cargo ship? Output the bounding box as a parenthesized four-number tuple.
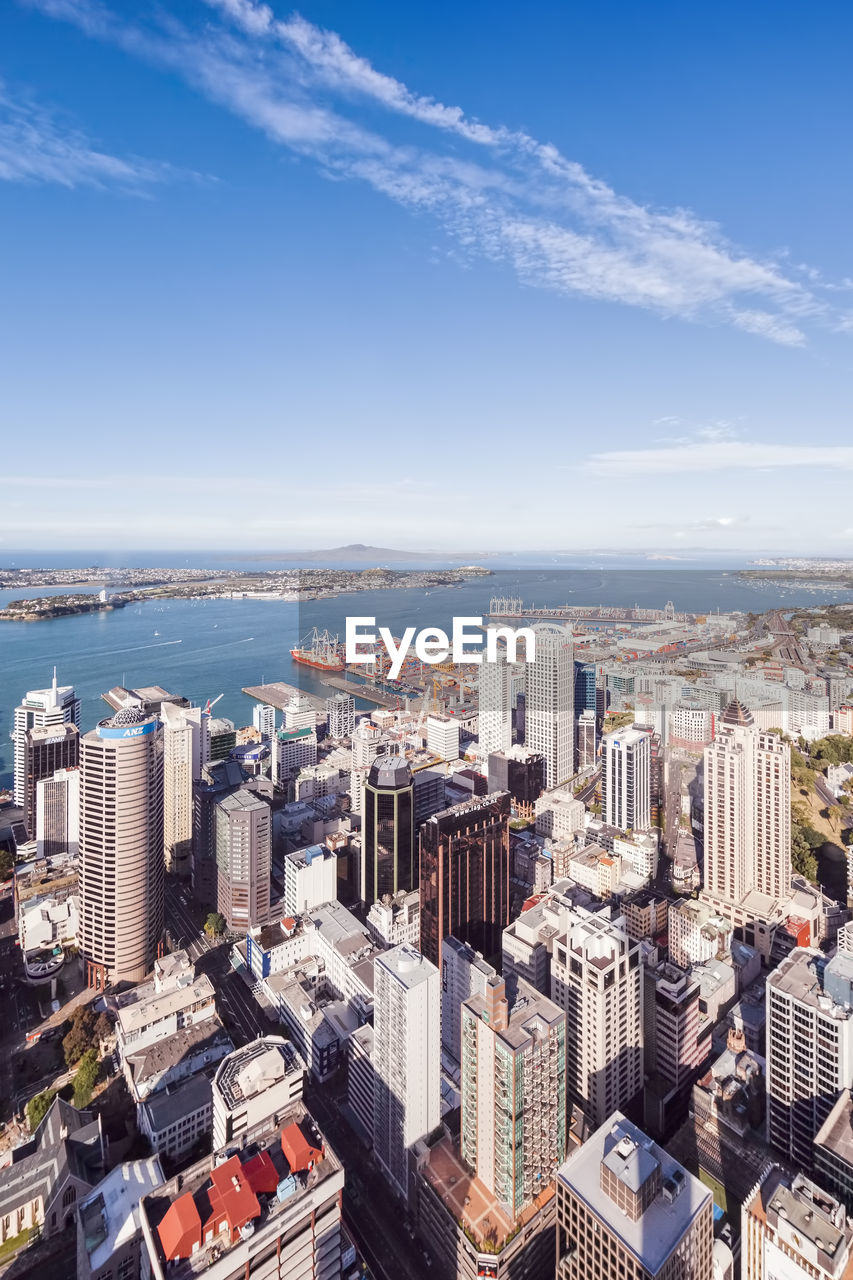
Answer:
(290, 628, 345, 671)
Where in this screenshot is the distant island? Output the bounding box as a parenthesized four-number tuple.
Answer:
(0, 565, 493, 621)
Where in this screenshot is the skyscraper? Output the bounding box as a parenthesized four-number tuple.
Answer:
(419, 791, 511, 967)
(22, 722, 79, 840)
(460, 974, 566, 1218)
(36, 765, 80, 858)
(361, 754, 415, 905)
(573, 660, 597, 719)
(161, 702, 203, 877)
(478, 641, 514, 757)
(79, 709, 164, 987)
(766, 948, 853, 1170)
(373, 944, 440, 1205)
(440, 935, 496, 1065)
(13, 672, 80, 805)
(215, 789, 272, 930)
(575, 709, 597, 772)
(325, 693, 355, 740)
(252, 701, 276, 742)
(704, 700, 791, 907)
(556, 1114, 714, 1280)
(524, 623, 574, 789)
(550, 908, 643, 1128)
(601, 727, 651, 832)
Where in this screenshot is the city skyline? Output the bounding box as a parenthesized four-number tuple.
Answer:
(1, 1, 852, 552)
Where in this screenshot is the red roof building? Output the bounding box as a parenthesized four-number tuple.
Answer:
(158, 1194, 202, 1262)
(281, 1122, 323, 1173)
(207, 1156, 261, 1243)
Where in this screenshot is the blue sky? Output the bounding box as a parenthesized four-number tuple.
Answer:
(1, 0, 852, 555)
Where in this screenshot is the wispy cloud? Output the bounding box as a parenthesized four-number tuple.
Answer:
(586, 440, 853, 477)
(20, 0, 845, 343)
(0, 79, 189, 190)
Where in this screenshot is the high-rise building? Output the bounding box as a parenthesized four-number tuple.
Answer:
(551, 908, 643, 1128)
(192, 758, 250, 903)
(556, 1113, 714, 1280)
(215, 789, 272, 930)
(79, 709, 164, 987)
(13, 672, 80, 805)
(742, 1167, 853, 1280)
(487, 745, 545, 818)
(524, 623, 574, 789)
(419, 792, 511, 967)
(426, 714, 460, 762)
(284, 844, 338, 916)
(161, 703, 203, 876)
(575, 709, 597, 772)
(601, 727, 651, 833)
(373, 944, 440, 1204)
(360, 755, 415, 905)
(273, 726, 317, 789)
(326, 693, 355, 740)
(440, 935, 496, 1065)
(766, 948, 853, 1170)
(704, 701, 791, 907)
(283, 697, 316, 732)
(251, 702, 276, 742)
(207, 716, 236, 762)
(22, 722, 79, 840)
(460, 974, 565, 1219)
(478, 639, 514, 757)
(574, 660, 597, 719)
(643, 958, 703, 1095)
(36, 765, 80, 858)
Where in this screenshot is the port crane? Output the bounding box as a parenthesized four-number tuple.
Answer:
(204, 693, 224, 715)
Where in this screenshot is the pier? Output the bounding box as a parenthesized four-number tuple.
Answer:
(319, 676, 402, 708)
(242, 682, 329, 717)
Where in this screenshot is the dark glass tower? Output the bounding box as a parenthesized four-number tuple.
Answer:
(362, 754, 415, 905)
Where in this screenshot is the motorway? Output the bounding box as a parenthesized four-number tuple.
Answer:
(766, 610, 808, 667)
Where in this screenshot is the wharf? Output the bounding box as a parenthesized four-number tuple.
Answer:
(242, 682, 328, 716)
(319, 676, 401, 708)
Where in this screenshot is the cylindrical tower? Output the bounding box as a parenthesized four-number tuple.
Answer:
(79, 708, 164, 986)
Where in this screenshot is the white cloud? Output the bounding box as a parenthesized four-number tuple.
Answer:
(0, 80, 188, 189)
(586, 440, 853, 477)
(21, 0, 845, 343)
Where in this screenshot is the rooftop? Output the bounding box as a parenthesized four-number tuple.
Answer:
(816, 1089, 853, 1169)
(141, 1074, 212, 1134)
(557, 1114, 711, 1274)
(376, 943, 437, 991)
(214, 1038, 304, 1111)
(80, 1157, 165, 1272)
(769, 948, 853, 1018)
(464, 978, 564, 1053)
(117, 974, 216, 1036)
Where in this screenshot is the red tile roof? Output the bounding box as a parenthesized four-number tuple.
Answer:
(281, 1122, 322, 1173)
(158, 1193, 202, 1261)
(243, 1149, 280, 1195)
(207, 1156, 261, 1240)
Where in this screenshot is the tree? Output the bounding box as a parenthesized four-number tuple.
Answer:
(62, 1005, 98, 1067)
(93, 1012, 113, 1044)
(73, 1049, 99, 1108)
(0, 848, 13, 880)
(204, 912, 226, 938)
(26, 1088, 57, 1132)
(792, 821, 822, 883)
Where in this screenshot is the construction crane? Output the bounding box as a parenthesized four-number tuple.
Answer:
(204, 693, 224, 715)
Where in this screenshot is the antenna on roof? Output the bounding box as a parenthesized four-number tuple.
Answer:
(52, 666, 57, 695)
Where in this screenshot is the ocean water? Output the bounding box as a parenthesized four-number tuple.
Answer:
(1, 568, 850, 788)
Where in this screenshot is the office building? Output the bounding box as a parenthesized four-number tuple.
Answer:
(691, 1028, 768, 1204)
(12, 672, 81, 806)
(575, 709, 597, 771)
(360, 754, 415, 905)
(207, 716, 237, 762)
(373, 944, 440, 1204)
(366, 887, 420, 950)
(556, 1113, 714, 1280)
(137, 1074, 213, 1164)
(742, 1167, 853, 1280)
(22, 722, 79, 840)
(601, 726, 651, 833)
(574, 660, 597, 720)
(324, 693, 354, 741)
(419, 791, 511, 967)
(426, 714, 460, 761)
(535, 788, 585, 840)
(704, 701, 791, 908)
(141, 1103, 343, 1280)
(284, 843, 338, 916)
(77, 1157, 166, 1280)
(461, 975, 565, 1218)
(252, 701, 276, 741)
(273, 726, 318, 788)
(36, 764, 80, 858)
(212, 1037, 306, 1152)
(487, 745, 545, 818)
(814, 1090, 853, 1215)
(215, 789, 272, 930)
(79, 709, 164, 987)
(525, 623, 574, 789)
(766, 948, 853, 1169)
(192, 758, 251, 903)
(161, 702, 203, 877)
(551, 909, 643, 1128)
(478, 640, 514, 757)
(440, 935, 497, 1065)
